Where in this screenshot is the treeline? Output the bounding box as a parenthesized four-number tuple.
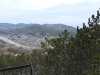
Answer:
(0, 9, 100, 75)
(11, 25, 76, 37)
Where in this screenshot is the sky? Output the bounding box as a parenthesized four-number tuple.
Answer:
(0, 0, 100, 29)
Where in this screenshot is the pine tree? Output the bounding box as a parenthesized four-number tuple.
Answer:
(39, 9, 100, 75)
(87, 10, 100, 75)
(39, 29, 72, 75)
(66, 9, 100, 75)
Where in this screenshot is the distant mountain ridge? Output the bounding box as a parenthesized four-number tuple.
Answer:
(0, 23, 77, 37)
(0, 23, 34, 31)
(0, 23, 76, 30)
(41, 24, 76, 30)
(0, 23, 33, 27)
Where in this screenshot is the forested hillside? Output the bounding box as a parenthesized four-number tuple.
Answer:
(0, 9, 100, 75)
(0, 23, 77, 37)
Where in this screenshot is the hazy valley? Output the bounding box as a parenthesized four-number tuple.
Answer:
(0, 23, 76, 56)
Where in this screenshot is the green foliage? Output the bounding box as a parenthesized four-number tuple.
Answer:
(39, 29, 73, 75)
(90, 54, 100, 75)
(39, 9, 100, 75)
(36, 34, 44, 38)
(0, 9, 100, 75)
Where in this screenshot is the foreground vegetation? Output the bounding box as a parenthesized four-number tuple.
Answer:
(0, 9, 100, 75)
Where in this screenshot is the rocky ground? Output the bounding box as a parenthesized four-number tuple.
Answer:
(0, 34, 60, 50)
(0, 34, 61, 56)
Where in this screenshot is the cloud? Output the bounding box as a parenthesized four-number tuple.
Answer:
(0, 0, 99, 11)
(0, 0, 100, 28)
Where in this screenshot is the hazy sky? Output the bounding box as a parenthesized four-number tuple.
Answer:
(0, 0, 100, 29)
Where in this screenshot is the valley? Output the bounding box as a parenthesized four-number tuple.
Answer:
(0, 23, 76, 56)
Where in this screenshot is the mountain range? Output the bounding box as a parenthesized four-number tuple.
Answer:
(0, 23, 77, 55)
(0, 23, 76, 30)
(0, 23, 77, 37)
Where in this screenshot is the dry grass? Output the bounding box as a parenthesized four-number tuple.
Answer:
(0, 38, 49, 57)
(6, 47, 31, 55)
(0, 40, 32, 56)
